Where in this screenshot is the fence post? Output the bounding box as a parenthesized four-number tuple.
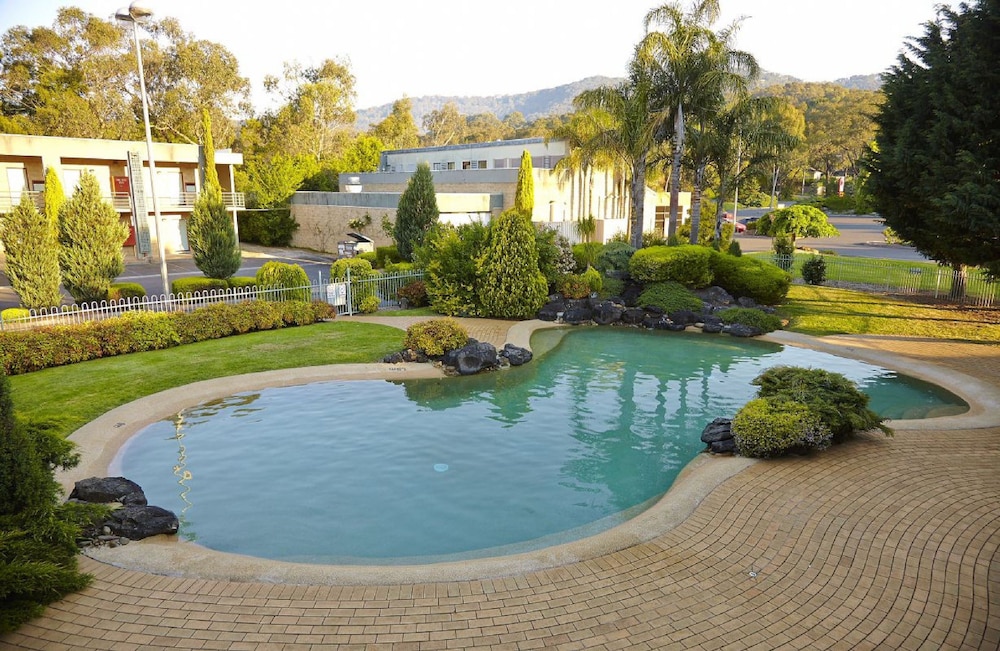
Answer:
(346, 265, 353, 317)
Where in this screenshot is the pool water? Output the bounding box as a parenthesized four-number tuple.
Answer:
(114, 328, 966, 564)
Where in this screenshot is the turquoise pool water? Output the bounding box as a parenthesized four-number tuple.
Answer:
(114, 328, 967, 564)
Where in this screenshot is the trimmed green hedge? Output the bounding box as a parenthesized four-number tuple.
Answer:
(108, 282, 146, 301)
(629, 245, 714, 287)
(227, 276, 257, 289)
(732, 397, 833, 458)
(637, 282, 704, 313)
(0, 300, 335, 375)
(709, 253, 791, 305)
(171, 277, 228, 296)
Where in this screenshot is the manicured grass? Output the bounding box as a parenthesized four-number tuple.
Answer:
(780, 284, 1000, 341)
(10, 320, 405, 439)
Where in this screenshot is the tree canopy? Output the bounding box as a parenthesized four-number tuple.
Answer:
(865, 0, 1000, 277)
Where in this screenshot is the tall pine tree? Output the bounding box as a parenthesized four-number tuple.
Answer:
(866, 0, 1000, 289)
(188, 109, 241, 279)
(0, 194, 62, 309)
(58, 171, 128, 303)
(393, 162, 439, 261)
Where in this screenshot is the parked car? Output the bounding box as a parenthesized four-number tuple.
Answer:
(723, 213, 747, 233)
(738, 216, 760, 228)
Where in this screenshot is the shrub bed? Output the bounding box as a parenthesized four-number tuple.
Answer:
(0, 300, 334, 375)
(629, 245, 714, 287)
(718, 307, 783, 333)
(637, 282, 704, 313)
(709, 253, 791, 304)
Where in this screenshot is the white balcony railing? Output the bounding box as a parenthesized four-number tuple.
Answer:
(0, 190, 245, 213)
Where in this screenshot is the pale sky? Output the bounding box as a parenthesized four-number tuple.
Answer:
(0, 0, 951, 112)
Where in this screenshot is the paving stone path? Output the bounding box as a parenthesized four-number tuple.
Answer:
(2, 325, 998, 651)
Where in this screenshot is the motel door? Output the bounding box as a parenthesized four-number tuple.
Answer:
(6, 167, 27, 204)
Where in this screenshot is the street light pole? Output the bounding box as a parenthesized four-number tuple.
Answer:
(117, 2, 170, 297)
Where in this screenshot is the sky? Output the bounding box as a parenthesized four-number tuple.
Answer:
(0, 0, 953, 112)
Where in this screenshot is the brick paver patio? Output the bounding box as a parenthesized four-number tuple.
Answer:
(2, 321, 997, 651)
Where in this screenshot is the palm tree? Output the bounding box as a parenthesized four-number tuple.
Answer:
(572, 62, 659, 249)
(639, 0, 758, 237)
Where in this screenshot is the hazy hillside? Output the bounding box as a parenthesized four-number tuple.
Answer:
(355, 71, 882, 131)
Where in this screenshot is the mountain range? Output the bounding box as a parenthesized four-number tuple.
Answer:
(355, 72, 882, 131)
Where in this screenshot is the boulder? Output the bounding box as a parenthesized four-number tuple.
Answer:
(592, 301, 624, 326)
(562, 307, 594, 325)
(709, 438, 737, 454)
(694, 286, 735, 307)
(448, 341, 499, 376)
(500, 344, 532, 366)
(736, 296, 759, 309)
(668, 309, 700, 326)
(644, 314, 666, 329)
(70, 477, 147, 506)
(537, 299, 565, 321)
(727, 323, 764, 338)
(700, 418, 733, 443)
(106, 505, 179, 540)
(621, 307, 647, 325)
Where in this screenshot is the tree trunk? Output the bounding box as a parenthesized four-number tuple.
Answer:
(630, 158, 647, 249)
(689, 163, 706, 245)
(770, 165, 780, 209)
(950, 263, 968, 301)
(668, 103, 685, 238)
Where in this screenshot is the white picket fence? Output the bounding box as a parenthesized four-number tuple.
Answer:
(0, 270, 426, 331)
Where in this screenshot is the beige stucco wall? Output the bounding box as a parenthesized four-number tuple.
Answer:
(290, 204, 396, 254)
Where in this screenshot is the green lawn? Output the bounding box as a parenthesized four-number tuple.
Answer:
(11, 320, 405, 439)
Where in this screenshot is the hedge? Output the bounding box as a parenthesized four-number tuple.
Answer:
(0, 300, 334, 375)
(171, 277, 228, 296)
(629, 245, 714, 287)
(709, 253, 791, 305)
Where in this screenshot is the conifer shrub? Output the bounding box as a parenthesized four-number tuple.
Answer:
(188, 185, 241, 279)
(629, 245, 714, 287)
(57, 172, 128, 303)
(751, 366, 892, 442)
(581, 266, 603, 293)
(393, 162, 439, 260)
(732, 397, 833, 458)
(572, 242, 604, 272)
(0, 194, 62, 310)
(478, 210, 548, 319)
(171, 277, 228, 296)
(772, 234, 795, 271)
(801, 255, 827, 285)
(595, 241, 634, 275)
(403, 318, 469, 356)
(718, 307, 783, 333)
(709, 253, 791, 305)
(255, 261, 310, 302)
(637, 282, 704, 313)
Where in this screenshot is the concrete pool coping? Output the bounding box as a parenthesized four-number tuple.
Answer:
(65, 320, 1000, 585)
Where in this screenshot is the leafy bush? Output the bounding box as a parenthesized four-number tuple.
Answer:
(107, 282, 146, 301)
(385, 261, 416, 273)
(732, 397, 832, 458)
(255, 261, 310, 302)
(641, 231, 668, 248)
(330, 257, 378, 311)
(556, 274, 591, 299)
(637, 282, 704, 313)
(535, 228, 576, 287)
(358, 251, 378, 266)
(171, 277, 228, 296)
(727, 239, 742, 257)
(375, 245, 403, 268)
(278, 300, 317, 325)
(397, 280, 428, 307)
(237, 208, 298, 247)
(581, 266, 603, 293)
(359, 295, 381, 314)
(424, 223, 488, 317)
(572, 242, 604, 272)
(719, 307, 783, 333)
(403, 318, 469, 356)
(1, 308, 30, 322)
(629, 245, 714, 287)
(751, 366, 892, 442)
(599, 276, 625, 298)
(596, 241, 635, 274)
(801, 255, 827, 285)
(95, 311, 180, 355)
(709, 253, 791, 305)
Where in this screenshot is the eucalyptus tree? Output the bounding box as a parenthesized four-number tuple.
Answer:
(369, 97, 420, 150)
(572, 64, 659, 249)
(639, 0, 758, 237)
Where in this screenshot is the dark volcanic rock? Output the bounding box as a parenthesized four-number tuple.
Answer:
(70, 477, 147, 506)
(727, 323, 764, 338)
(106, 506, 179, 540)
(500, 344, 533, 366)
(562, 307, 594, 325)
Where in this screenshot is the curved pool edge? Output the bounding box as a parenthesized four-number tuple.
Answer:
(62, 320, 999, 585)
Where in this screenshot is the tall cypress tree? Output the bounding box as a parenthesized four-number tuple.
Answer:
(514, 150, 534, 218)
(43, 166, 64, 226)
(0, 194, 62, 309)
(393, 162, 439, 261)
(866, 0, 1000, 286)
(188, 109, 241, 279)
(58, 171, 128, 303)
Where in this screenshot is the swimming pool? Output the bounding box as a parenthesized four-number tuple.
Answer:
(113, 328, 967, 564)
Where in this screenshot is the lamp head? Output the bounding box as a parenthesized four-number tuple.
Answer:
(114, 7, 133, 23)
(128, 2, 154, 21)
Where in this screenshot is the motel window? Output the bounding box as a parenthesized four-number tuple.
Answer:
(493, 159, 507, 169)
